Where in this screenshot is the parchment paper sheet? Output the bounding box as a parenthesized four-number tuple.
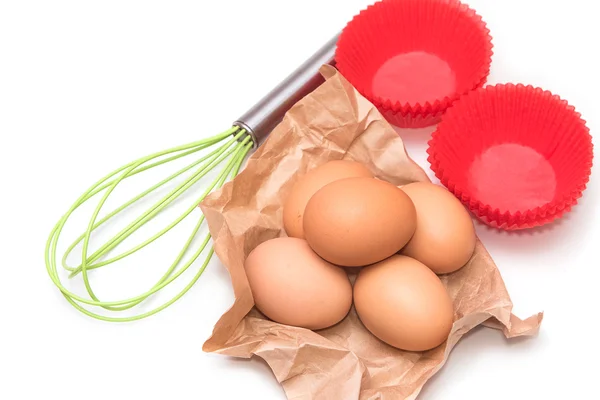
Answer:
(200, 66, 543, 400)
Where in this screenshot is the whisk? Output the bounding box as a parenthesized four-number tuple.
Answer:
(45, 35, 338, 322)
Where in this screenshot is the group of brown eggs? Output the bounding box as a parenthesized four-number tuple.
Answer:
(244, 160, 477, 351)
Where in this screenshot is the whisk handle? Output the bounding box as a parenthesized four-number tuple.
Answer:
(233, 34, 339, 148)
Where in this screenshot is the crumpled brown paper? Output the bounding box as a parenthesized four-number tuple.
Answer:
(200, 65, 543, 400)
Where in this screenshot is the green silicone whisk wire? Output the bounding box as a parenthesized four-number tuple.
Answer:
(45, 127, 253, 322)
(45, 33, 338, 322)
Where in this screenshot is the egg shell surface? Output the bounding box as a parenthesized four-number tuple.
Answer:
(283, 160, 373, 239)
(354, 255, 454, 351)
(401, 182, 476, 274)
(244, 237, 353, 330)
(303, 177, 417, 267)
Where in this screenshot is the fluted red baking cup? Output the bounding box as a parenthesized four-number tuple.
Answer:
(427, 83, 593, 230)
(336, 0, 493, 128)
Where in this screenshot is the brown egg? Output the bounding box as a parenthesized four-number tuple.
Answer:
(244, 237, 352, 330)
(283, 160, 373, 239)
(401, 182, 476, 274)
(354, 255, 454, 351)
(303, 177, 416, 267)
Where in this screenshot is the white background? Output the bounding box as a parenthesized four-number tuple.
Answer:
(1, 0, 598, 399)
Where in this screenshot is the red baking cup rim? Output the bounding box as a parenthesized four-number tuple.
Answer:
(336, 0, 493, 125)
(427, 83, 594, 230)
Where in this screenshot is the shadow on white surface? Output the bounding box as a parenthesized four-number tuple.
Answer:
(208, 353, 287, 398)
(419, 325, 545, 399)
(474, 175, 599, 257)
(395, 125, 437, 148)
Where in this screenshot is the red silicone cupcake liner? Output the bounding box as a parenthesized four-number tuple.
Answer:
(336, 0, 493, 128)
(427, 83, 593, 230)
